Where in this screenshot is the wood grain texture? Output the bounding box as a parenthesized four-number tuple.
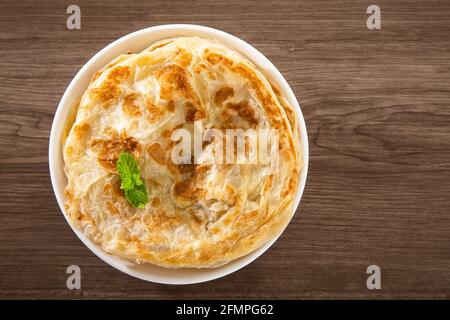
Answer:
(0, 0, 450, 299)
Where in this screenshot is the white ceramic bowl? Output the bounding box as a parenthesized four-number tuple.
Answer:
(49, 24, 309, 285)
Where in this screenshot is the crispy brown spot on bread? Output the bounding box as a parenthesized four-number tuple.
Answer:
(235, 209, 259, 228)
(102, 126, 116, 137)
(227, 101, 258, 126)
(111, 179, 123, 198)
(167, 161, 195, 176)
(103, 184, 112, 193)
(167, 100, 175, 112)
(179, 163, 196, 174)
(282, 175, 298, 197)
(185, 102, 206, 122)
(194, 164, 209, 177)
(210, 226, 221, 235)
(175, 48, 193, 67)
(122, 93, 142, 117)
(204, 51, 233, 68)
(66, 146, 73, 156)
(145, 96, 163, 123)
(90, 66, 131, 109)
(191, 212, 204, 226)
(73, 122, 90, 140)
(148, 40, 174, 51)
(151, 197, 161, 207)
(64, 186, 73, 200)
(90, 134, 140, 172)
(78, 211, 96, 224)
(233, 64, 283, 121)
(185, 106, 196, 122)
(91, 55, 131, 83)
(146, 178, 161, 188)
(161, 129, 172, 138)
(108, 66, 131, 83)
(172, 165, 210, 200)
(225, 184, 237, 206)
(173, 179, 192, 199)
(91, 80, 121, 109)
(157, 64, 198, 102)
(147, 143, 166, 165)
(194, 63, 207, 74)
(214, 86, 234, 105)
(204, 51, 288, 130)
(194, 62, 217, 79)
(208, 72, 217, 80)
(218, 110, 232, 123)
(144, 209, 181, 234)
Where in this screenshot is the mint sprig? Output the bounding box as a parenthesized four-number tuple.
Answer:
(116, 152, 148, 208)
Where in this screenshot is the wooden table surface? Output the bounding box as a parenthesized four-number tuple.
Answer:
(1, 0, 449, 299)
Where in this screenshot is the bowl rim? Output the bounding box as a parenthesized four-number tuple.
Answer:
(49, 24, 309, 285)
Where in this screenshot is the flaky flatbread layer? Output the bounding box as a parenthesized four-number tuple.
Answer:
(63, 37, 302, 268)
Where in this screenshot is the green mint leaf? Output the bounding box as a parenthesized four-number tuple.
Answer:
(116, 152, 134, 190)
(117, 152, 141, 190)
(116, 151, 148, 208)
(124, 183, 148, 209)
(132, 172, 142, 186)
(120, 176, 133, 190)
